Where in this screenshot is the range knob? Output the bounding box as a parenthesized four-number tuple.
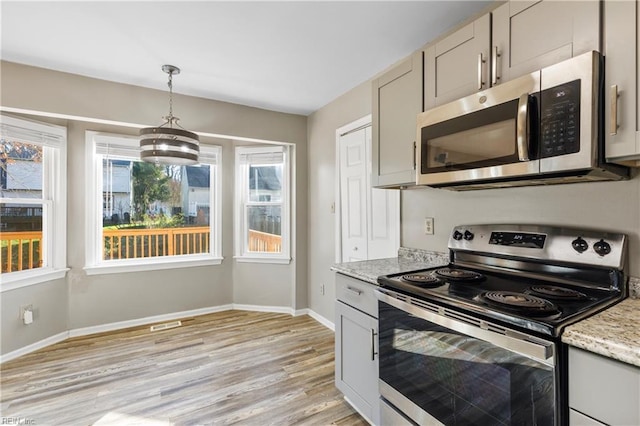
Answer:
(453, 230, 463, 241)
(463, 230, 475, 241)
(593, 239, 612, 256)
(571, 237, 588, 253)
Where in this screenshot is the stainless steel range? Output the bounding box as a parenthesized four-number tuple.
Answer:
(376, 224, 627, 426)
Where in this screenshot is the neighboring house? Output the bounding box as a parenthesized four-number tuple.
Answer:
(248, 165, 282, 235)
(181, 166, 210, 225)
(102, 159, 132, 223)
(0, 145, 43, 231)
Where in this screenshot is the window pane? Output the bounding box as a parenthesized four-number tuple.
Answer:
(248, 165, 282, 202)
(1, 140, 43, 198)
(0, 202, 44, 273)
(101, 159, 212, 260)
(247, 205, 282, 253)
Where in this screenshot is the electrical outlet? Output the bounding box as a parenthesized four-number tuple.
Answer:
(20, 304, 34, 324)
(320, 284, 325, 295)
(424, 217, 434, 235)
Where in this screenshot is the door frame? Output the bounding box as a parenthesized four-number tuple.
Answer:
(335, 115, 372, 263)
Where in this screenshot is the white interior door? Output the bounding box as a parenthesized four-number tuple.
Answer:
(339, 125, 400, 263)
(340, 128, 369, 262)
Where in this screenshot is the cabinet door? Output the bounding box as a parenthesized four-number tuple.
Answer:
(569, 347, 640, 425)
(335, 300, 379, 424)
(372, 51, 422, 188)
(424, 13, 490, 110)
(492, 1, 600, 85)
(604, 0, 640, 165)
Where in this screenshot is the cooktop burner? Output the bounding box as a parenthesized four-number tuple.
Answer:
(477, 291, 561, 317)
(377, 224, 627, 338)
(435, 268, 485, 282)
(401, 273, 442, 287)
(527, 285, 589, 301)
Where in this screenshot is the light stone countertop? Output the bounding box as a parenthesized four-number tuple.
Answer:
(562, 297, 640, 368)
(330, 248, 448, 285)
(562, 276, 640, 367)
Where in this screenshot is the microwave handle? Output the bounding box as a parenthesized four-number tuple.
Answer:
(516, 93, 530, 161)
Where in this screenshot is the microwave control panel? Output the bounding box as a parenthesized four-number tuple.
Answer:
(540, 79, 580, 158)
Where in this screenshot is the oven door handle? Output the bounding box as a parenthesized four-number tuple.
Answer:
(516, 93, 530, 161)
(376, 290, 554, 364)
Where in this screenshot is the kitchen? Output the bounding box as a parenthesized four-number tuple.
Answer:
(1, 1, 639, 425)
(326, 0, 640, 425)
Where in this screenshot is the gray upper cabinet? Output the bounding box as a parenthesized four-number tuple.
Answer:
(492, 1, 600, 85)
(372, 51, 422, 188)
(424, 14, 490, 110)
(604, 0, 640, 166)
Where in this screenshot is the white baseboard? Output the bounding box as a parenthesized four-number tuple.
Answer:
(232, 303, 295, 315)
(232, 305, 334, 331)
(68, 304, 234, 338)
(2, 304, 335, 364)
(0, 331, 69, 364)
(302, 309, 335, 331)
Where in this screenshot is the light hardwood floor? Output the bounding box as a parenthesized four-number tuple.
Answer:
(0, 310, 367, 425)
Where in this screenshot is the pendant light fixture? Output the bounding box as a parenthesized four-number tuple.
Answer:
(139, 64, 199, 165)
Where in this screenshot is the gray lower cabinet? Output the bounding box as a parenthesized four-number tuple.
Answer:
(569, 347, 640, 425)
(335, 274, 380, 425)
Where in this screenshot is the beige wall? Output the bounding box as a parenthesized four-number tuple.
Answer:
(306, 81, 372, 322)
(1, 62, 308, 356)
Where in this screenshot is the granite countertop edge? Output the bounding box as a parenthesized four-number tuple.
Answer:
(562, 289, 640, 368)
(332, 250, 640, 368)
(330, 247, 449, 285)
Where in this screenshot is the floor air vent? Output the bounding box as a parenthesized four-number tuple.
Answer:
(150, 320, 182, 332)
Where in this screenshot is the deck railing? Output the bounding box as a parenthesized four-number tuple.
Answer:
(103, 226, 211, 260)
(0, 231, 43, 273)
(1, 227, 283, 272)
(248, 229, 282, 253)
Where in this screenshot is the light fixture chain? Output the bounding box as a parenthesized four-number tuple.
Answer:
(167, 71, 174, 124)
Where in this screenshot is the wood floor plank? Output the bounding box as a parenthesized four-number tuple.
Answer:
(0, 311, 367, 426)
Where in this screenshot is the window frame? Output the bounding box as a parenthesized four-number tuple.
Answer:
(234, 145, 291, 264)
(84, 131, 222, 275)
(0, 115, 68, 291)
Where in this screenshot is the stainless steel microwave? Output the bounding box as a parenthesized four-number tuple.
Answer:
(416, 51, 628, 190)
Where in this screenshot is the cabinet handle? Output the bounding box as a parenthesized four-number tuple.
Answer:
(492, 46, 501, 86)
(346, 286, 362, 296)
(413, 141, 417, 170)
(516, 93, 530, 161)
(371, 329, 378, 361)
(477, 53, 486, 90)
(610, 84, 619, 136)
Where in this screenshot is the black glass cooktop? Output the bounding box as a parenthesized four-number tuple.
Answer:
(378, 265, 621, 337)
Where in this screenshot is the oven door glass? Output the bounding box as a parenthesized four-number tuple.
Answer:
(379, 301, 556, 426)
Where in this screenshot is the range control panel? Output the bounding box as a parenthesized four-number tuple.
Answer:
(448, 224, 627, 270)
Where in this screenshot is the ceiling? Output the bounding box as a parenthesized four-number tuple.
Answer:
(1, 1, 492, 116)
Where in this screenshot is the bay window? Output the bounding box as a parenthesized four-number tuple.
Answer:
(235, 145, 290, 263)
(0, 115, 67, 289)
(85, 132, 221, 274)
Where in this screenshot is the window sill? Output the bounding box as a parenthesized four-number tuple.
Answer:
(234, 256, 291, 265)
(84, 255, 224, 276)
(1, 268, 70, 292)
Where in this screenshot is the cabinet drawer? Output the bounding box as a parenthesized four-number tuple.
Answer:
(569, 347, 640, 425)
(335, 273, 379, 318)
